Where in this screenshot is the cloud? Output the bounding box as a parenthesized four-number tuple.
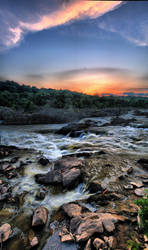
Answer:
(54, 67, 131, 80)
(97, 1, 148, 46)
(0, 1, 121, 51)
(123, 92, 148, 97)
(25, 73, 45, 80)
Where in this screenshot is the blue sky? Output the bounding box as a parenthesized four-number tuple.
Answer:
(0, 1, 148, 95)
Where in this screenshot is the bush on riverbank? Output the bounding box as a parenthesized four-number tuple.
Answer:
(0, 80, 148, 112)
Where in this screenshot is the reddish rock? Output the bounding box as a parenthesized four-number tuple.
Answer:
(30, 236, 39, 247)
(32, 206, 48, 227)
(62, 203, 82, 218)
(0, 223, 12, 243)
(135, 188, 145, 197)
(104, 236, 117, 248)
(55, 157, 83, 170)
(93, 238, 105, 249)
(130, 181, 143, 188)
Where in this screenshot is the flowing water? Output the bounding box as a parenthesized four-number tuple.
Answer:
(0, 110, 148, 249)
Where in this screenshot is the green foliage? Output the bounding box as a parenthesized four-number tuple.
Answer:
(134, 190, 148, 236)
(127, 236, 141, 250)
(0, 80, 148, 111)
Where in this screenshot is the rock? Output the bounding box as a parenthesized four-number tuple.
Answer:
(134, 188, 145, 197)
(127, 167, 133, 174)
(35, 170, 62, 185)
(59, 228, 74, 243)
(62, 203, 82, 218)
(130, 181, 143, 188)
(143, 179, 148, 184)
(54, 157, 83, 170)
(0, 180, 2, 185)
(0, 184, 9, 201)
(56, 122, 91, 137)
(36, 157, 83, 188)
(84, 239, 91, 250)
(32, 206, 48, 227)
(38, 157, 49, 166)
(124, 184, 134, 190)
(62, 168, 81, 188)
(0, 223, 12, 243)
(88, 180, 104, 193)
(10, 157, 19, 164)
(72, 212, 127, 242)
(104, 236, 117, 248)
(137, 159, 148, 170)
(36, 190, 46, 200)
(93, 238, 105, 249)
(30, 237, 39, 247)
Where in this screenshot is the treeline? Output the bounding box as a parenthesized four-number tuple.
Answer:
(0, 80, 148, 111)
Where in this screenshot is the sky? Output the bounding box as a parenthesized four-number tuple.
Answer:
(0, 0, 148, 96)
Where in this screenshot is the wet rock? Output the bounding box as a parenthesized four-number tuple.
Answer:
(54, 157, 83, 170)
(130, 181, 143, 188)
(108, 117, 136, 126)
(62, 168, 81, 188)
(137, 159, 148, 170)
(88, 180, 104, 193)
(32, 206, 48, 227)
(62, 203, 82, 218)
(0, 223, 12, 243)
(0, 184, 9, 201)
(38, 157, 49, 166)
(30, 237, 39, 247)
(10, 157, 19, 164)
(56, 122, 91, 137)
(6, 171, 17, 179)
(127, 167, 133, 174)
(93, 238, 105, 249)
(35, 170, 62, 185)
(36, 190, 46, 200)
(36, 157, 83, 188)
(134, 188, 145, 197)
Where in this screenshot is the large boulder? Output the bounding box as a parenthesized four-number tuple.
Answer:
(35, 157, 83, 188)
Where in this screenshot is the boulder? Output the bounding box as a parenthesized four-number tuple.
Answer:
(38, 157, 49, 166)
(62, 203, 82, 218)
(30, 237, 39, 247)
(137, 159, 148, 170)
(0, 223, 12, 243)
(71, 212, 127, 242)
(32, 206, 48, 227)
(134, 188, 145, 197)
(130, 181, 143, 188)
(35, 157, 83, 188)
(93, 238, 105, 249)
(104, 236, 117, 248)
(88, 180, 104, 193)
(62, 168, 81, 188)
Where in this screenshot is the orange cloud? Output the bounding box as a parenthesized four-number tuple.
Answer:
(10, 1, 121, 46)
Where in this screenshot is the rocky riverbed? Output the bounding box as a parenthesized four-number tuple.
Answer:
(0, 109, 148, 249)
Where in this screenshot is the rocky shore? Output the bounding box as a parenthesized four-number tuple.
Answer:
(0, 109, 148, 249)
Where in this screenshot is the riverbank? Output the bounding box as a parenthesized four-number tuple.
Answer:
(0, 109, 148, 249)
